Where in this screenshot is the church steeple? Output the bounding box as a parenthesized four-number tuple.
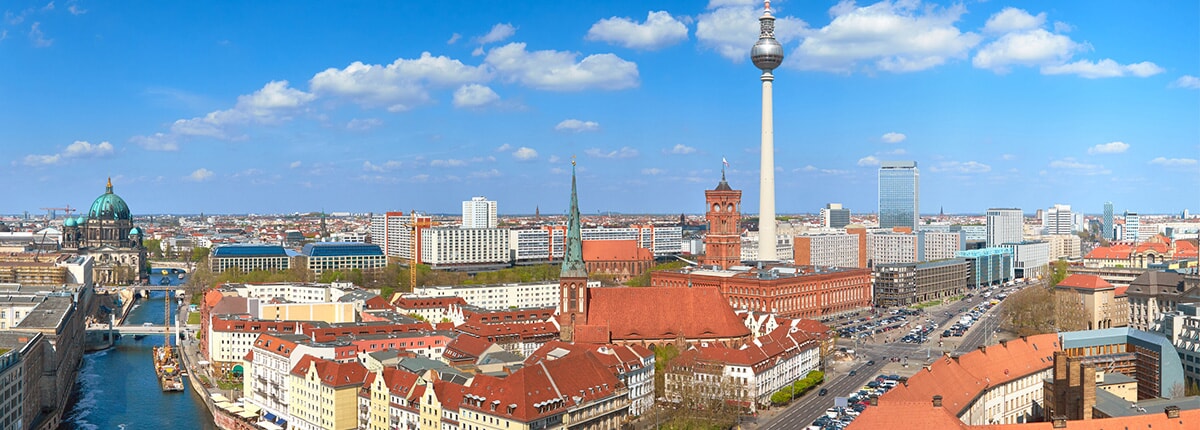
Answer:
(106, 177, 113, 194)
(561, 159, 587, 278)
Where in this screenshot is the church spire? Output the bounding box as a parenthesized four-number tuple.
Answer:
(561, 158, 587, 278)
(106, 177, 113, 194)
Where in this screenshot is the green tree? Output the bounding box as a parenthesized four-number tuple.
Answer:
(1049, 260, 1069, 287)
(190, 247, 211, 263)
(625, 260, 688, 287)
(143, 238, 164, 258)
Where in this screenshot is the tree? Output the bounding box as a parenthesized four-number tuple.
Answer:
(1049, 260, 1070, 287)
(143, 238, 163, 259)
(625, 260, 688, 287)
(190, 247, 210, 263)
(999, 284, 1058, 336)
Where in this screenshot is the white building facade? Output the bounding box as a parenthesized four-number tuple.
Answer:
(986, 208, 1024, 248)
(462, 197, 498, 229)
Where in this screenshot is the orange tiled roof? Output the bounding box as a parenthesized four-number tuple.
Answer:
(1055, 274, 1113, 290)
(1113, 286, 1128, 297)
(1084, 244, 1130, 260)
(582, 239, 653, 262)
(579, 286, 750, 343)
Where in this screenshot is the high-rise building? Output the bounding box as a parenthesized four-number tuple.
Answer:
(986, 208, 1023, 247)
(751, 1, 783, 261)
(461, 196, 497, 229)
(369, 211, 431, 263)
(1045, 204, 1074, 235)
(820, 203, 851, 229)
(704, 169, 742, 270)
(878, 161, 919, 230)
(1123, 211, 1140, 242)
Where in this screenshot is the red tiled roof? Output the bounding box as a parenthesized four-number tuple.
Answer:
(1113, 286, 1128, 297)
(579, 286, 750, 343)
(1084, 244, 1130, 260)
(1055, 274, 1113, 290)
(290, 354, 369, 388)
(582, 240, 653, 262)
(463, 347, 621, 423)
(852, 400, 1200, 429)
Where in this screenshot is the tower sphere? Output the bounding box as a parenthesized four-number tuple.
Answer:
(752, 38, 784, 71)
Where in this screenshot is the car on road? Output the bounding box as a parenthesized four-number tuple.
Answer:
(849, 370, 857, 376)
(819, 388, 828, 396)
(866, 360, 875, 366)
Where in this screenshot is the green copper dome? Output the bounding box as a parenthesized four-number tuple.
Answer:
(88, 178, 132, 221)
(63, 217, 77, 227)
(129, 227, 141, 235)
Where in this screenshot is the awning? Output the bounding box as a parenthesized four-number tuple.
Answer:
(214, 401, 233, 409)
(212, 393, 229, 402)
(256, 421, 283, 430)
(227, 406, 245, 414)
(238, 410, 258, 419)
(264, 412, 277, 422)
(243, 404, 261, 415)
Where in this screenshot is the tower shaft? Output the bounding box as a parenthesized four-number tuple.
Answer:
(759, 73, 776, 261)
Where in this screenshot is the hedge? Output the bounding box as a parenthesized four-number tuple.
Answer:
(770, 370, 825, 404)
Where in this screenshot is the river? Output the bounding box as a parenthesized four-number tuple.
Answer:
(62, 271, 216, 430)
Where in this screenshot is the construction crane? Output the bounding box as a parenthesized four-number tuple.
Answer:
(409, 214, 431, 292)
(39, 205, 75, 220)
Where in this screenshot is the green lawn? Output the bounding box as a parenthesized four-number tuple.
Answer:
(187, 312, 201, 325)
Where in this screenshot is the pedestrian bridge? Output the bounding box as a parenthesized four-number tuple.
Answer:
(92, 325, 174, 335)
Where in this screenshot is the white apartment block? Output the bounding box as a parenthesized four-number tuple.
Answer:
(963, 366, 1054, 425)
(414, 280, 599, 311)
(1028, 234, 1081, 260)
(1043, 204, 1074, 235)
(1002, 241, 1051, 279)
(330, 231, 368, 243)
(741, 234, 793, 262)
(987, 208, 1024, 248)
(462, 196, 498, 229)
(918, 231, 962, 261)
(1123, 211, 1141, 242)
(868, 233, 918, 266)
(795, 234, 859, 268)
(369, 212, 431, 261)
(509, 225, 684, 262)
(509, 226, 566, 263)
(421, 227, 510, 267)
(225, 282, 355, 303)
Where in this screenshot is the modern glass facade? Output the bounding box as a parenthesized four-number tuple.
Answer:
(878, 161, 918, 230)
(957, 247, 1014, 289)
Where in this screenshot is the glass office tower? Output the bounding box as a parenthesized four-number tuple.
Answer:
(878, 161, 919, 230)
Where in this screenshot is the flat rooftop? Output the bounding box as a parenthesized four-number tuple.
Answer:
(16, 295, 74, 330)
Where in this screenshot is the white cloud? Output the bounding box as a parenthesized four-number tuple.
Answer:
(130, 133, 179, 151)
(668, 144, 696, 154)
(881, 132, 906, 143)
(1001, 154, 1016, 160)
(469, 169, 502, 179)
(1149, 157, 1198, 167)
(983, 7, 1045, 34)
(290, 161, 303, 169)
(29, 22, 52, 47)
(791, 1, 980, 73)
(513, 147, 538, 161)
(23, 140, 114, 166)
(586, 11, 689, 50)
(696, 3, 806, 62)
(555, 119, 601, 132)
(476, 23, 516, 45)
(188, 168, 214, 182)
(1052, 21, 1073, 33)
(928, 160, 991, 173)
(1087, 141, 1129, 155)
(363, 160, 402, 172)
(430, 159, 466, 167)
(452, 84, 500, 108)
(68, 4, 85, 15)
(484, 43, 638, 91)
(585, 147, 639, 159)
(310, 52, 490, 111)
(0, 30, 7, 42)
(972, 29, 1078, 73)
(171, 80, 314, 139)
(495, 143, 512, 152)
(1042, 59, 1164, 79)
(641, 168, 665, 175)
(856, 155, 880, 166)
(1171, 75, 1200, 89)
(346, 118, 383, 131)
(447, 33, 461, 44)
(1048, 158, 1110, 175)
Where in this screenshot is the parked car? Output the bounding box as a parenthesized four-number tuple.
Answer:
(819, 388, 828, 396)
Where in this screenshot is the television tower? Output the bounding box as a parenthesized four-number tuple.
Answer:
(752, 0, 783, 261)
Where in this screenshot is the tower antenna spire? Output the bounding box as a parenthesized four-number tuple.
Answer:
(751, 0, 783, 261)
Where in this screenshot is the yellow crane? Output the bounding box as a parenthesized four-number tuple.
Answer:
(409, 214, 430, 292)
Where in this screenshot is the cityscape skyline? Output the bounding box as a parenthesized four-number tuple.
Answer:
(2, 1, 1197, 215)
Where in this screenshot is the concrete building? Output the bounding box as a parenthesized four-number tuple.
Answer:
(509, 225, 683, 264)
(872, 259, 969, 307)
(1029, 234, 1083, 261)
(918, 230, 964, 261)
(1045, 204, 1075, 235)
(1055, 274, 1128, 330)
(421, 227, 510, 268)
(956, 248, 1014, 289)
(301, 242, 386, 277)
(288, 355, 369, 430)
(461, 196, 498, 229)
(413, 281, 597, 311)
(1104, 202, 1115, 241)
(820, 203, 851, 229)
(1059, 328, 1187, 400)
(1123, 211, 1142, 242)
(1126, 271, 1200, 331)
(867, 231, 917, 266)
(986, 208, 1024, 248)
(1154, 303, 1200, 391)
(1002, 241, 1051, 280)
(879, 161, 919, 230)
(209, 244, 291, 274)
(0, 331, 44, 430)
(794, 233, 861, 268)
(368, 211, 430, 263)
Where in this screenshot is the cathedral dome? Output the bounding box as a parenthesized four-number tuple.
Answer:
(64, 217, 77, 227)
(130, 227, 141, 235)
(88, 178, 132, 221)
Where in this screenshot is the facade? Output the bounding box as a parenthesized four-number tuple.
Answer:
(509, 225, 683, 263)
(820, 203, 851, 229)
(878, 161, 919, 230)
(0, 331, 44, 430)
(368, 211, 431, 263)
(1002, 241, 1051, 279)
(209, 244, 291, 273)
(917, 230, 963, 261)
(704, 174, 742, 270)
(1155, 303, 1200, 391)
(653, 264, 872, 320)
(288, 355, 369, 430)
(0, 254, 91, 289)
(357, 367, 421, 430)
(1045, 204, 1075, 235)
(1123, 211, 1141, 242)
(581, 239, 654, 283)
(867, 232, 917, 266)
(794, 233, 861, 268)
(986, 208, 1024, 248)
(461, 196, 498, 229)
(1030, 234, 1083, 261)
(301, 242, 386, 277)
(60, 178, 147, 285)
(1055, 274, 1129, 330)
(1104, 202, 1115, 240)
(1059, 328, 1187, 400)
(956, 248, 1014, 289)
(872, 259, 969, 307)
(413, 281, 596, 311)
(420, 227, 509, 268)
(1126, 271, 1200, 331)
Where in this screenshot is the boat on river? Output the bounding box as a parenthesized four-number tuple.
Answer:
(153, 345, 185, 392)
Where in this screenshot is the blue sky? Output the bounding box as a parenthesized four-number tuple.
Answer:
(2, 0, 1197, 216)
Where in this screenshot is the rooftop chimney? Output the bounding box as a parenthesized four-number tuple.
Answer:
(1166, 405, 1180, 419)
(978, 345, 986, 353)
(869, 397, 878, 406)
(1051, 416, 1067, 428)
(999, 339, 1008, 347)
(932, 395, 943, 408)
